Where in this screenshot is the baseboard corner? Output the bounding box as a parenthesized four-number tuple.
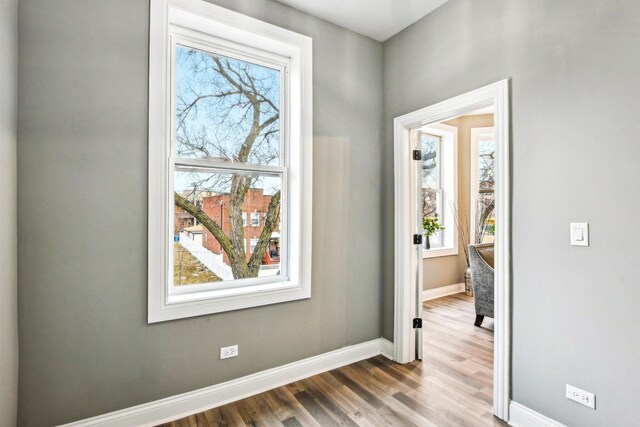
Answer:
(380, 337, 394, 359)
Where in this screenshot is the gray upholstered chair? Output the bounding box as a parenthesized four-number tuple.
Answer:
(468, 243, 494, 327)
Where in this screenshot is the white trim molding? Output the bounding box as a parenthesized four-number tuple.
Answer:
(509, 402, 566, 427)
(393, 79, 511, 420)
(60, 339, 387, 427)
(422, 283, 465, 301)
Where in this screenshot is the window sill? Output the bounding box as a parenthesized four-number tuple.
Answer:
(423, 247, 458, 259)
(149, 280, 310, 323)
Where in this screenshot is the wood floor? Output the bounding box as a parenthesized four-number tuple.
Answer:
(161, 293, 504, 427)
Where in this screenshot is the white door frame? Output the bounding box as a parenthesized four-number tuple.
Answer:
(393, 79, 511, 420)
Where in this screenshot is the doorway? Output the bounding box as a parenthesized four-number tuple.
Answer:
(392, 80, 510, 420)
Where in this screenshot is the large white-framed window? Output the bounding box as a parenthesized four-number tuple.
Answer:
(148, 0, 313, 323)
(470, 127, 495, 244)
(418, 123, 458, 258)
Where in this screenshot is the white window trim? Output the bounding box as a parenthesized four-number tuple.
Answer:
(148, 0, 313, 323)
(470, 127, 495, 243)
(420, 123, 458, 259)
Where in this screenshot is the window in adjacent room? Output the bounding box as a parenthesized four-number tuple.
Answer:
(419, 123, 458, 258)
(421, 133, 444, 248)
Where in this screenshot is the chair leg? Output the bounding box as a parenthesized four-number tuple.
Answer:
(474, 315, 484, 327)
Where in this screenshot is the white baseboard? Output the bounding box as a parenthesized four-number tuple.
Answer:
(380, 337, 394, 359)
(422, 283, 465, 301)
(60, 339, 386, 427)
(509, 401, 566, 427)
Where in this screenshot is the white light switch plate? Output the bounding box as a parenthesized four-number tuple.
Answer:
(570, 222, 589, 246)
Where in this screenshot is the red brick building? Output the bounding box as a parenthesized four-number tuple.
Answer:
(200, 188, 280, 266)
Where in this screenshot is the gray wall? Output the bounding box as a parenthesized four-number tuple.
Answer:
(0, 0, 19, 425)
(383, 0, 640, 425)
(17, 0, 383, 425)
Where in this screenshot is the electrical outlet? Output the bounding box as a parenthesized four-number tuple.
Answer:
(220, 345, 238, 359)
(566, 384, 595, 409)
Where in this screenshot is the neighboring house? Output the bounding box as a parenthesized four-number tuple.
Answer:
(201, 188, 281, 265)
(182, 224, 203, 246)
(174, 205, 195, 233)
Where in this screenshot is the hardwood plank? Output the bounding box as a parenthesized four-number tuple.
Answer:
(300, 375, 376, 426)
(244, 394, 283, 426)
(293, 390, 340, 426)
(220, 403, 249, 426)
(393, 391, 466, 427)
(365, 357, 421, 389)
(328, 369, 384, 409)
(299, 378, 360, 426)
(270, 386, 321, 427)
(281, 417, 303, 427)
(202, 408, 232, 427)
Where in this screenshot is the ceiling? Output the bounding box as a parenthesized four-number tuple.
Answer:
(274, 0, 451, 42)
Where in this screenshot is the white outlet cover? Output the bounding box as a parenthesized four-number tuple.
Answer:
(220, 345, 238, 359)
(566, 384, 595, 409)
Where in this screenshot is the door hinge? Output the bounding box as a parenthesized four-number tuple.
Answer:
(413, 234, 423, 245)
(413, 318, 423, 329)
(412, 150, 422, 160)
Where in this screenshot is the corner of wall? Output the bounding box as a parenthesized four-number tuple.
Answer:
(0, 0, 19, 425)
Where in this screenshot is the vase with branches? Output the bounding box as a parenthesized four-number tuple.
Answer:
(450, 203, 474, 296)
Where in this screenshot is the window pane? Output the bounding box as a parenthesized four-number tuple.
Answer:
(478, 139, 495, 192)
(421, 189, 439, 218)
(173, 169, 282, 285)
(475, 138, 495, 244)
(421, 133, 440, 189)
(175, 45, 281, 166)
